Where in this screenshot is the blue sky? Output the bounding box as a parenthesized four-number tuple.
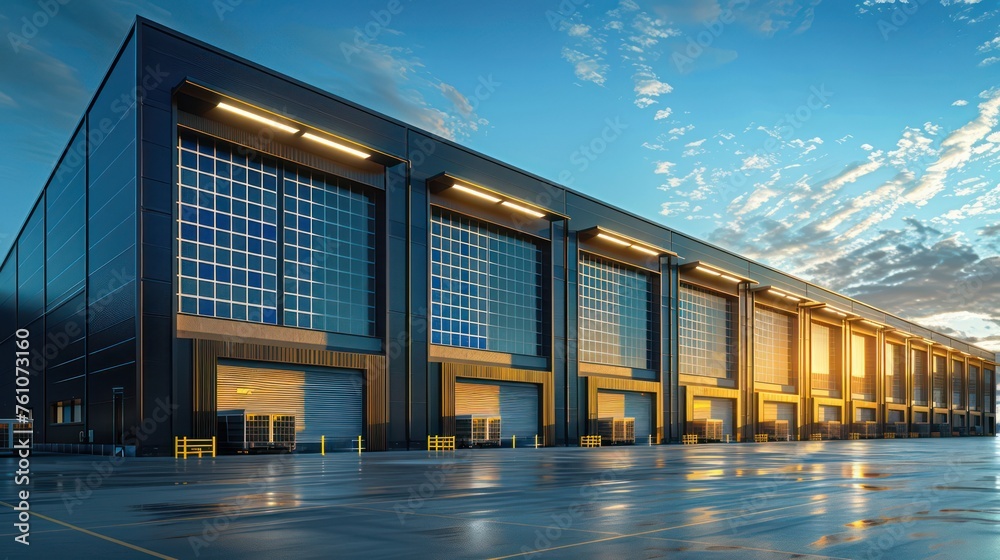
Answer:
(1, 0, 999, 352)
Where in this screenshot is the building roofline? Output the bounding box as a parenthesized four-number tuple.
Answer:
(2, 16, 994, 360)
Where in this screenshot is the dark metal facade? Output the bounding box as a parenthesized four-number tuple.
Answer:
(0, 18, 995, 455)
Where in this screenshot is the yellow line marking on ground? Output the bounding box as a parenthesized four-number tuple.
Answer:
(0, 501, 177, 560)
(488, 500, 823, 560)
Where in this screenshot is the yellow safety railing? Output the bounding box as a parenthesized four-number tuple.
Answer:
(810, 433, 823, 441)
(682, 434, 699, 445)
(580, 435, 602, 448)
(427, 435, 455, 451)
(848, 433, 861, 440)
(883, 432, 895, 439)
(534, 434, 541, 448)
(174, 436, 216, 459)
(754, 434, 769, 443)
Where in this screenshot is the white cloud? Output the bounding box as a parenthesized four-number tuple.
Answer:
(653, 108, 673, 120)
(904, 89, 1000, 206)
(981, 56, 1000, 66)
(953, 99, 969, 106)
(668, 124, 694, 136)
(561, 48, 607, 85)
(567, 24, 591, 37)
(654, 161, 675, 174)
(685, 138, 706, 148)
(741, 153, 776, 171)
(888, 126, 937, 167)
(634, 77, 673, 97)
(634, 97, 656, 108)
(835, 134, 854, 144)
(809, 160, 884, 209)
(860, 143, 874, 151)
(660, 200, 690, 216)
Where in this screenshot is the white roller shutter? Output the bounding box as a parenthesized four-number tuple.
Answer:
(217, 362, 363, 448)
(693, 397, 734, 439)
(763, 402, 796, 431)
(818, 405, 841, 422)
(855, 408, 875, 422)
(597, 392, 625, 417)
(598, 390, 652, 442)
(457, 380, 539, 445)
(625, 393, 653, 442)
(455, 383, 500, 416)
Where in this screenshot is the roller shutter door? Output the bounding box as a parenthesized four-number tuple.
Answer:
(818, 405, 841, 422)
(855, 408, 875, 422)
(456, 380, 539, 444)
(887, 410, 904, 424)
(598, 390, 653, 441)
(693, 397, 735, 438)
(763, 402, 796, 431)
(217, 362, 363, 448)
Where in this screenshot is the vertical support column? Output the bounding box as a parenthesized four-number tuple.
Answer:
(740, 284, 753, 442)
(661, 254, 678, 442)
(875, 327, 884, 433)
(566, 230, 580, 444)
(551, 220, 567, 446)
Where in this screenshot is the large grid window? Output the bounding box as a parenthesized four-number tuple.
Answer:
(969, 364, 979, 411)
(178, 132, 377, 335)
(850, 333, 876, 401)
(912, 348, 928, 405)
(430, 210, 542, 356)
(810, 322, 841, 391)
(932, 355, 947, 406)
(953, 360, 965, 408)
(580, 255, 654, 369)
(282, 168, 375, 335)
(178, 134, 279, 324)
(886, 343, 905, 403)
(679, 283, 734, 378)
(754, 306, 795, 386)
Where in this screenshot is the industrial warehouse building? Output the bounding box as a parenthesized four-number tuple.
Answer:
(0, 18, 995, 456)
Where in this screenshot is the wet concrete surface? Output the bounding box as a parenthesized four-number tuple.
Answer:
(2, 438, 999, 559)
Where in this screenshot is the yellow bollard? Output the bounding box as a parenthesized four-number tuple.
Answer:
(534, 434, 539, 449)
(321, 435, 325, 456)
(512, 435, 516, 449)
(212, 436, 217, 457)
(358, 435, 362, 456)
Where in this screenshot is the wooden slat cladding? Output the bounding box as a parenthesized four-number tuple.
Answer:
(192, 339, 387, 450)
(586, 377, 663, 442)
(441, 363, 555, 446)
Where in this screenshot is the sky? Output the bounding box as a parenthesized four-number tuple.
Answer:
(0, 0, 998, 353)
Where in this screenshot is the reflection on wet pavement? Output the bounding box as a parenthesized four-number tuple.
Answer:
(1, 438, 998, 559)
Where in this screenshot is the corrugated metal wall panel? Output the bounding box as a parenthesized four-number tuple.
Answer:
(693, 397, 734, 438)
(217, 363, 363, 447)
